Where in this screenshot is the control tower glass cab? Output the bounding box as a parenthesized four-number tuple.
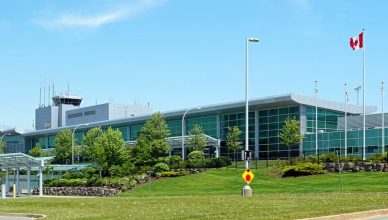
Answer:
(52, 95, 82, 106)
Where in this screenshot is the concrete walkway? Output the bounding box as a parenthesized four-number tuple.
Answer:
(301, 208, 388, 220)
(0, 213, 46, 220)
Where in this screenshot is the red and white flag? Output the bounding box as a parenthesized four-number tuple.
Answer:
(350, 32, 364, 50)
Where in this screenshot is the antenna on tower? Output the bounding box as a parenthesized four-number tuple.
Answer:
(43, 80, 46, 107)
(67, 81, 70, 95)
(48, 84, 51, 106)
(39, 83, 42, 108)
(53, 83, 55, 97)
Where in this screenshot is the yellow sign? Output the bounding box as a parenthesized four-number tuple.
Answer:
(242, 169, 254, 185)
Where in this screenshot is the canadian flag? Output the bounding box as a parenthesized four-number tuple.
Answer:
(350, 32, 364, 50)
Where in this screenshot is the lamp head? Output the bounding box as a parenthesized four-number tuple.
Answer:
(248, 38, 259, 42)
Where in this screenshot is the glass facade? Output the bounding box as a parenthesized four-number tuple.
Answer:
(304, 128, 388, 157)
(19, 100, 386, 160)
(306, 107, 344, 133)
(220, 112, 255, 152)
(259, 106, 299, 159)
(130, 124, 144, 141)
(167, 119, 182, 137)
(187, 115, 217, 138)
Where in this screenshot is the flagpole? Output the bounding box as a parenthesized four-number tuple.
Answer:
(382, 81, 385, 154)
(315, 81, 318, 155)
(345, 83, 348, 157)
(362, 29, 366, 161)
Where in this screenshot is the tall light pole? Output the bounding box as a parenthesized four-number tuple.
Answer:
(72, 123, 89, 165)
(315, 81, 318, 155)
(243, 37, 259, 197)
(382, 81, 385, 154)
(181, 107, 201, 160)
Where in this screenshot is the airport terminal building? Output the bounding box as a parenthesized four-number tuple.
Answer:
(1, 93, 387, 160)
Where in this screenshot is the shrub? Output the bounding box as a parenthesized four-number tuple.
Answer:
(153, 162, 170, 173)
(46, 178, 87, 187)
(368, 153, 385, 163)
(203, 157, 232, 168)
(282, 162, 327, 177)
(348, 155, 362, 164)
(138, 166, 153, 174)
(160, 171, 189, 177)
(304, 155, 318, 164)
(81, 167, 98, 179)
(188, 151, 205, 168)
(320, 153, 337, 163)
(61, 172, 85, 180)
(166, 155, 182, 169)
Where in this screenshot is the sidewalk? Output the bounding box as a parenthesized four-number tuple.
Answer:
(301, 208, 388, 220)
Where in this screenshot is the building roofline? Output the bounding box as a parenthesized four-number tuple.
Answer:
(21, 93, 377, 137)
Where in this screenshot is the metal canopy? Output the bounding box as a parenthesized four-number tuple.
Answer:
(125, 134, 220, 149)
(0, 153, 45, 197)
(0, 153, 42, 169)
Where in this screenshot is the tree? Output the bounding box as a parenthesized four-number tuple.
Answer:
(226, 126, 243, 163)
(28, 143, 44, 157)
(134, 112, 171, 165)
(53, 129, 73, 164)
(188, 124, 206, 152)
(0, 141, 4, 154)
(95, 127, 126, 177)
(81, 127, 103, 162)
(278, 117, 304, 161)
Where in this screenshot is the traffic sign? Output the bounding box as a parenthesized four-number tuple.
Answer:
(242, 169, 254, 185)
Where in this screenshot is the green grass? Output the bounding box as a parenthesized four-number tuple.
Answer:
(120, 168, 388, 196)
(1, 193, 388, 219)
(1, 168, 388, 219)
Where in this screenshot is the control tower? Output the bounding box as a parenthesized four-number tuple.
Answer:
(52, 95, 82, 106)
(35, 95, 82, 130)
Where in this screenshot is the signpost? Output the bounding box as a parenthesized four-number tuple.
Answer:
(242, 169, 254, 185)
(242, 168, 254, 197)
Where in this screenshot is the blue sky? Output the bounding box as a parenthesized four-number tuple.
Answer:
(0, 0, 387, 130)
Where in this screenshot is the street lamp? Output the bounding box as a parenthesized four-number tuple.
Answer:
(181, 107, 201, 160)
(243, 37, 259, 196)
(245, 37, 259, 167)
(72, 123, 89, 165)
(0, 133, 10, 153)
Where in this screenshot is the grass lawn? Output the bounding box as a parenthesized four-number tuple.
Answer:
(1, 168, 388, 219)
(1, 193, 388, 219)
(120, 168, 388, 196)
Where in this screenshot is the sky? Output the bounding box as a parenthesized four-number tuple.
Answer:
(0, 0, 387, 130)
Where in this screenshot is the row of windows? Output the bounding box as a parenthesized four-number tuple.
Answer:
(305, 107, 344, 133)
(67, 110, 96, 119)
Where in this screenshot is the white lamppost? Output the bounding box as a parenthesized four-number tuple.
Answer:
(181, 107, 201, 160)
(0, 134, 10, 152)
(72, 123, 89, 165)
(243, 37, 259, 196)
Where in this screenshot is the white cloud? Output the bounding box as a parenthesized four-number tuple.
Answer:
(36, 0, 166, 30)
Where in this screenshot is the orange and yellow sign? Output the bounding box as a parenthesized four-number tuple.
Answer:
(242, 169, 254, 185)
